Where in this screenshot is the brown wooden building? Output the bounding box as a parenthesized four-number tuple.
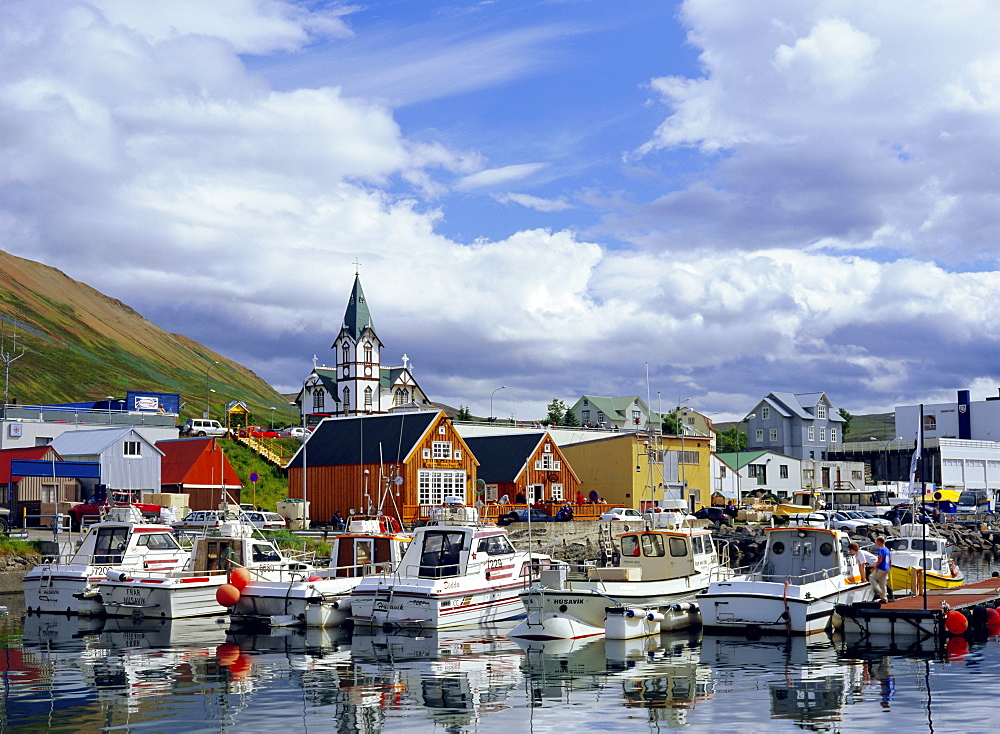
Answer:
(286, 410, 478, 525)
(463, 432, 580, 505)
(0, 446, 79, 522)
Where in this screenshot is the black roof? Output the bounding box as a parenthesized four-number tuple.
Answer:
(463, 433, 546, 482)
(287, 412, 439, 468)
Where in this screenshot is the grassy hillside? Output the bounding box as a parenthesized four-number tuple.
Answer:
(0, 249, 288, 423)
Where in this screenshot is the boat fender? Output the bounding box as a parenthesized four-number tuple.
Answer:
(646, 611, 665, 622)
(108, 571, 131, 582)
(331, 600, 339, 609)
(625, 608, 638, 618)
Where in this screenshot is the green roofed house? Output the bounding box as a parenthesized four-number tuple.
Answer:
(567, 395, 663, 432)
(295, 271, 432, 424)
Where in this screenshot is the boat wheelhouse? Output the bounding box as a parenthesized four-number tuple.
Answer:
(887, 523, 964, 591)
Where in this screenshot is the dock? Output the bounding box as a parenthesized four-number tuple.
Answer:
(836, 577, 1000, 646)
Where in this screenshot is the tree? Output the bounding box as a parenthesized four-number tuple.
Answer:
(545, 398, 567, 425)
(718, 426, 748, 452)
(662, 412, 682, 435)
(562, 406, 580, 427)
(456, 404, 472, 421)
(838, 407, 853, 438)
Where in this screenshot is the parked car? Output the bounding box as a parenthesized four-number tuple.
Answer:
(814, 510, 867, 532)
(280, 427, 310, 441)
(599, 507, 643, 522)
(0, 506, 10, 533)
(693, 507, 732, 526)
(180, 419, 229, 437)
(172, 509, 240, 530)
(496, 508, 560, 526)
(244, 511, 287, 530)
(844, 510, 892, 528)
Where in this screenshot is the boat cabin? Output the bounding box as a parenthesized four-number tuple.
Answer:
(190, 534, 306, 574)
(761, 527, 855, 584)
(329, 532, 409, 578)
(74, 521, 184, 568)
(886, 526, 950, 573)
(404, 525, 517, 579)
(590, 530, 712, 582)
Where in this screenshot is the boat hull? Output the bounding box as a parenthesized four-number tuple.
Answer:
(99, 574, 231, 619)
(230, 578, 356, 628)
(889, 565, 965, 591)
(699, 577, 875, 635)
(352, 580, 528, 629)
(23, 566, 107, 615)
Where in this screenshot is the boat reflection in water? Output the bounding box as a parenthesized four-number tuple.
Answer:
(350, 622, 525, 731)
(701, 633, 854, 727)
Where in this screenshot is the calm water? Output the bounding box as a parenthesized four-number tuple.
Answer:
(3, 551, 1000, 733)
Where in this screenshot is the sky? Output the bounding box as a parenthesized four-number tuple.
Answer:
(4, 0, 1000, 423)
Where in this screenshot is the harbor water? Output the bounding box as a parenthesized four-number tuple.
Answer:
(3, 551, 1000, 733)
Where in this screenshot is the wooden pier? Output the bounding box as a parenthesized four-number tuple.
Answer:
(836, 577, 1000, 645)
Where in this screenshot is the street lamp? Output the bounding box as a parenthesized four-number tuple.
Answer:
(870, 436, 902, 484)
(490, 386, 506, 423)
(269, 406, 276, 430)
(203, 360, 219, 419)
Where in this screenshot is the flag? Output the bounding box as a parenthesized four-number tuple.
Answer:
(907, 407, 923, 497)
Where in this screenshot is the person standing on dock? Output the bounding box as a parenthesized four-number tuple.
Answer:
(848, 542, 876, 582)
(871, 536, 891, 604)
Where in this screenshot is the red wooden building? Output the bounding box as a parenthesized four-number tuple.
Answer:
(156, 437, 242, 510)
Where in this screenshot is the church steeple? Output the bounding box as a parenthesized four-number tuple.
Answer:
(341, 273, 374, 342)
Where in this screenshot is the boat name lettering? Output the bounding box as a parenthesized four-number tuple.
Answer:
(486, 559, 503, 569)
(374, 602, 404, 612)
(553, 599, 585, 604)
(123, 587, 143, 606)
(411, 600, 430, 606)
(443, 580, 461, 589)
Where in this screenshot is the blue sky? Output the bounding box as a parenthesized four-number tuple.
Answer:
(4, 0, 1000, 422)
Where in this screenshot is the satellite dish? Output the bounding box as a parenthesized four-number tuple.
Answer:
(394, 476, 404, 486)
(349, 508, 356, 515)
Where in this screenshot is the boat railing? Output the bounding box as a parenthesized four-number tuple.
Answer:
(322, 560, 397, 578)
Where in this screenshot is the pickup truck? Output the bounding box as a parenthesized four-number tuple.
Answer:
(68, 497, 162, 530)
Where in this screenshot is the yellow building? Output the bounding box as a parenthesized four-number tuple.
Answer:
(561, 432, 713, 511)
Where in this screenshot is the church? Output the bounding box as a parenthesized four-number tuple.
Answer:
(295, 272, 432, 424)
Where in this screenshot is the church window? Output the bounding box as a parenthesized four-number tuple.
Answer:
(313, 391, 325, 413)
(364, 342, 372, 363)
(364, 386, 373, 408)
(342, 387, 350, 411)
(394, 388, 409, 405)
(342, 344, 350, 365)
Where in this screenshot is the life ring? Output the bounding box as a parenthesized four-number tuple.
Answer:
(380, 516, 401, 533)
(546, 472, 559, 482)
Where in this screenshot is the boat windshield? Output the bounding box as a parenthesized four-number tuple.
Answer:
(136, 533, 181, 551)
(418, 530, 466, 578)
(93, 527, 130, 564)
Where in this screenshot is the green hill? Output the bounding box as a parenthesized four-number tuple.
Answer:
(0, 249, 288, 423)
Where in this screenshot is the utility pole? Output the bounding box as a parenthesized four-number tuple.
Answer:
(0, 320, 26, 408)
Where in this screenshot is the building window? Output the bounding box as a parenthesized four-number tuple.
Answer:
(780, 465, 788, 479)
(123, 441, 141, 457)
(550, 484, 564, 500)
(852, 470, 863, 480)
(41, 484, 57, 503)
(544, 443, 552, 453)
(679, 450, 699, 465)
(342, 344, 350, 364)
(924, 415, 937, 431)
(769, 428, 777, 441)
(762, 406, 770, 420)
(313, 391, 325, 413)
(417, 470, 466, 505)
(364, 386, 373, 408)
(817, 403, 826, 419)
(364, 342, 372, 363)
(342, 387, 350, 411)
(819, 427, 826, 442)
(432, 441, 452, 459)
(808, 426, 815, 442)
(597, 412, 605, 424)
(632, 410, 641, 422)
(394, 388, 408, 405)
(755, 429, 764, 442)
(720, 465, 727, 478)
(830, 428, 837, 443)
(582, 410, 590, 422)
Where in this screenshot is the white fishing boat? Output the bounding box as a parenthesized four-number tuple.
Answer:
(698, 524, 874, 635)
(351, 506, 548, 629)
(510, 525, 729, 640)
(23, 507, 189, 616)
(97, 523, 314, 620)
(229, 517, 410, 628)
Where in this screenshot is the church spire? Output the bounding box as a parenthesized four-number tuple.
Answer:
(342, 273, 374, 342)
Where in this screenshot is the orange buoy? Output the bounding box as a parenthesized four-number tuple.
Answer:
(307, 575, 322, 582)
(216, 583, 241, 607)
(946, 635, 969, 661)
(230, 567, 251, 590)
(229, 654, 252, 680)
(216, 642, 240, 666)
(945, 609, 969, 635)
(986, 607, 1000, 634)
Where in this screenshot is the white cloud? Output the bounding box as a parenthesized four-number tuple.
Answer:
(492, 192, 573, 212)
(454, 163, 548, 191)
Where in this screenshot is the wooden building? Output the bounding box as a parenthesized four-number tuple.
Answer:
(156, 437, 243, 510)
(0, 446, 79, 521)
(286, 410, 478, 525)
(463, 432, 580, 504)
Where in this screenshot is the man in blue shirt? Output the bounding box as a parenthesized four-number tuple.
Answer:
(870, 536, 891, 603)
